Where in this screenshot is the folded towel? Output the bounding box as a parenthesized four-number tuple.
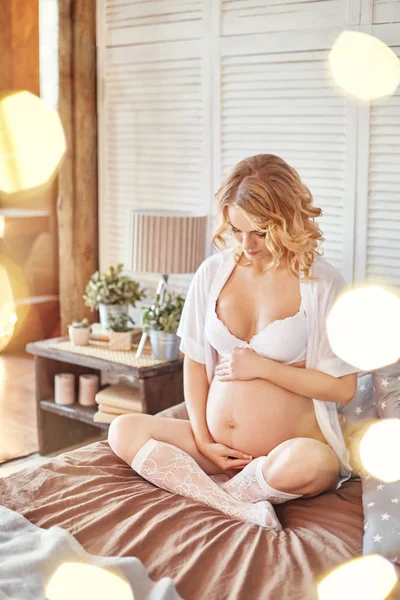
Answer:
(95, 383, 143, 412)
(93, 410, 118, 424)
(99, 403, 137, 416)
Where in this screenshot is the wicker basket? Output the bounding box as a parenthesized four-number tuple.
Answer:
(109, 331, 132, 351)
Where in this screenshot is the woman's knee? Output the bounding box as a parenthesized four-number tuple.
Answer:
(262, 438, 339, 495)
(108, 413, 152, 464)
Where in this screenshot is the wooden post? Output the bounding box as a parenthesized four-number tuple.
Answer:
(58, 0, 98, 333)
(0, 2, 12, 89)
(0, 0, 39, 94)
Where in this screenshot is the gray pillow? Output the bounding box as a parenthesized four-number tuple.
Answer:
(361, 360, 400, 565)
(361, 474, 400, 565)
(339, 371, 378, 424)
(372, 360, 400, 419)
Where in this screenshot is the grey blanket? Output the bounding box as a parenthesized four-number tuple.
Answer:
(0, 505, 183, 600)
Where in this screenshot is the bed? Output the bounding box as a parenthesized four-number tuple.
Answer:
(1, 402, 399, 600)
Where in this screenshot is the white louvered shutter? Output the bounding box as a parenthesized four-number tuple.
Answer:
(98, 1, 211, 296)
(218, 32, 357, 278)
(373, 0, 400, 24)
(353, 8, 400, 292)
(104, 0, 204, 46)
(365, 33, 400, 292)
(222, 0, 350, 36)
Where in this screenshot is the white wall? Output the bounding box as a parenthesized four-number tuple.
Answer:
(39, 0, 59, 109)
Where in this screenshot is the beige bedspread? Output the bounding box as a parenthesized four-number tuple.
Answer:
(1, 403, 398, 599)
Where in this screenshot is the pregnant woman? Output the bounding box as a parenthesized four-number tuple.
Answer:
(108, 154, 360, 530)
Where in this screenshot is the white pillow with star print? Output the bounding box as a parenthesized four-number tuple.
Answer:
(361, 360, 400, 565)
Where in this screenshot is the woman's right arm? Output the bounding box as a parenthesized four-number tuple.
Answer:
(183, 356, 214, 446)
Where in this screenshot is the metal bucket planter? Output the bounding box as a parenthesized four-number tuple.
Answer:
(99, 304, 128, 330)
(149, 330, 180, 361)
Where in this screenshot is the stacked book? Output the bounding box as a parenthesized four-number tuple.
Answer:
(94, 382, 143, 424)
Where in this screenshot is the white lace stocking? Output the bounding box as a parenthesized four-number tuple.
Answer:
(131, 439, 282, 530)
(219, 456, 303, 504)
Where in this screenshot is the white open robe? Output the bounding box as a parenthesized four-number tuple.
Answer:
(177, 247, 361, 488)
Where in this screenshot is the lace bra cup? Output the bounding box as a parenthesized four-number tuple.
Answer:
(207, 297, 307, 364)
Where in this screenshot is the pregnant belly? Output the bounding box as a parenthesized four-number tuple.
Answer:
(206, 377, 327, 458)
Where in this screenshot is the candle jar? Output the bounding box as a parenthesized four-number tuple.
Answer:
(54, 373, 76, 405)
(78, 374, 100, 406)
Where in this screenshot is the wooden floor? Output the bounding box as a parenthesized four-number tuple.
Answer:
(0, 350, 106, 477)
(0, 351, 38, 464)
(0, 438, 104, 478)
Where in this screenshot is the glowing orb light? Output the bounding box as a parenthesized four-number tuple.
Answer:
(326, 286, 400, 371)
(359, 419, 400, 482)
(0, 264, 17, 352)
(318, 554, 397, 600)
(329, 31, 400, 101)
(0, 90, 66, 199)
(46, 562, 134, 600)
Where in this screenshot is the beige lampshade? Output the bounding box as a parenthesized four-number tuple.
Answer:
(128, 210, 208, 274)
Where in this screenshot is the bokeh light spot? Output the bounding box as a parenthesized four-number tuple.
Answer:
(329, 30, 400, 101)
(359, 419, 400, 482)
(0, 90, 66, 197)
(0, 263, 16, 352)
(318, 554, 397, 600)
(46, 562, 134, 600)
(0, 255, 30, 352)
(326, 286, 400, 371)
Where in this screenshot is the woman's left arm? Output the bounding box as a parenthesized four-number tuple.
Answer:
(214, 347, 357, 405)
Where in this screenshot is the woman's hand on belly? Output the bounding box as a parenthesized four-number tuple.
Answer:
(214, 346, 263, 382)
(196, 438, 253, 472)
(215, 351, 307, 383)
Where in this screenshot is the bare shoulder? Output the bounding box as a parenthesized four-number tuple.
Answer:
(198, 248, 233, 280)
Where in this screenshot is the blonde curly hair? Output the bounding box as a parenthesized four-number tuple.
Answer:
(211, 154, 325, 280)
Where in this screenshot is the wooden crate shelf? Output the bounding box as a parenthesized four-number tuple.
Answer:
(40, 399, 109, 430)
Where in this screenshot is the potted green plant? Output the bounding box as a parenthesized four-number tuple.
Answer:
(68, 318, 91, 346)
(141, 291, 185, 360)
(83, 264, 146, 329)
(108, 313, 136, 351)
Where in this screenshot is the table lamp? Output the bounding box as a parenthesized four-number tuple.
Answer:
(127, 210, 208, 358)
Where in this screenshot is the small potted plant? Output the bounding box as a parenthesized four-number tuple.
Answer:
(68, 318, 91, 346)
(83, 264, 146, 329)
(108, 313, 136, 351)
(142, 291, 185, 360)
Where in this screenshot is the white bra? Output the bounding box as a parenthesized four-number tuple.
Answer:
(206, 296, 307, 365)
